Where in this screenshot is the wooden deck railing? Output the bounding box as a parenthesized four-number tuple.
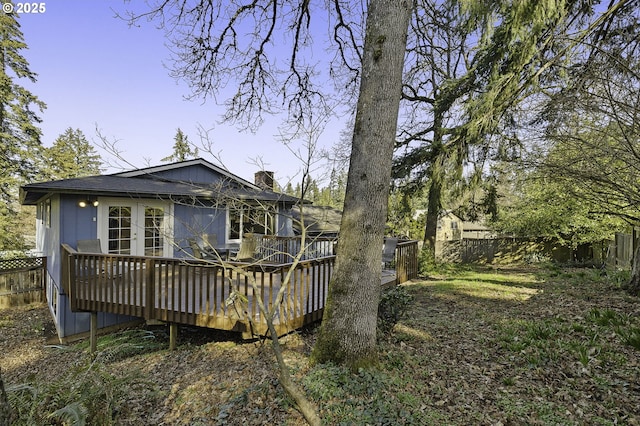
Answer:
(258, 235, 336, 263)
(60, 237, 418, 336)
(62, 244, 333, 336)
(395, 239, 419, 284)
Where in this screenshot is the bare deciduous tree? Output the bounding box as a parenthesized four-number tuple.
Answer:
(121, 0, 411, 370)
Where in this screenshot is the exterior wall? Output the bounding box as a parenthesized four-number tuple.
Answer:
(40, 194, 139, 339)
(276, 207, 294, 237)
(436, 213, 462, 241)
(173, 203, 227, 257)
(149, 164, 229, 184)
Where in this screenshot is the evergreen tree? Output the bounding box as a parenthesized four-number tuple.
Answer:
(161, 128, 198, 162)
(284, 182, 295, 197)
(45, 128, 102, 179)
(0, 9, 45, 251)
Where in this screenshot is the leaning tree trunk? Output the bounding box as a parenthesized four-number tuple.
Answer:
(0, 367, 11, 426)
(311, 0, 413, 369)
(623, 244, 640, 296)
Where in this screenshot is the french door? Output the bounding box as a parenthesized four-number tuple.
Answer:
(97, 199, 173, 257)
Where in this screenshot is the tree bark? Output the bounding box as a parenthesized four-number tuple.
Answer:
(624, 244, 640, 296)
(311, 0, 413, 369)
(423, 176, 442, 256)
(0, 367, 11, 426)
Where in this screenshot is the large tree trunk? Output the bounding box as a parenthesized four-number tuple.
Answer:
(423, 177, 443, 257)
(624, 244, 640, 296)
(422, 113, 445, 259)
(311, 0, 413, 369)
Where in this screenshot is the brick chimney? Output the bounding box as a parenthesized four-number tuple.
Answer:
(255, 171, 275, 191)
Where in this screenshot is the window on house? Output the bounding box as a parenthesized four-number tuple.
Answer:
(43, 198, 51, 228)
(144, 207, 164, 256)
(229, 206, 276, 240)
(108, 206, 132, 254)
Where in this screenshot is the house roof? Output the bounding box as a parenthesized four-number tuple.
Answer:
(291, 205, 342, 235)
(20, 158, 299, 206)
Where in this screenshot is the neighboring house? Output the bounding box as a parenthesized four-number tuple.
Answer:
(415, 210, 463, 242)
(290, 205, 342, 237)
(436, 211, 463, 241)
(414, 209, 494, 241)
(19, 158, 300, 340)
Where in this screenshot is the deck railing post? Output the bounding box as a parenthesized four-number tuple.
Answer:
(169, 323, 178, 350)
(90, 312, 98, 353)
(144, 258, 155, 321)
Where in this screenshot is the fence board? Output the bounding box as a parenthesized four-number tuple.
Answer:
(0, 256, 46, 307)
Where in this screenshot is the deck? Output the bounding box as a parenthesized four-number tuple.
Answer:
(60, 237, 419, 340)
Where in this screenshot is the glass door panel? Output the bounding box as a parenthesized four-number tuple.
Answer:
(143, 207, 164, 256)
(107, 206, 132, 254)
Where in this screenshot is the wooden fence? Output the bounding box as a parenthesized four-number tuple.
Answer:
(0, 256, 47, 307)
(439, 235, 634, 268)
(604, 233, 634, 269)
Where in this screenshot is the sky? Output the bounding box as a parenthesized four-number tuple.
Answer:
(15, 0, 344, 186)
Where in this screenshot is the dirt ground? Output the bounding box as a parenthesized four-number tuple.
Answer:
(1, 265, 640, 425)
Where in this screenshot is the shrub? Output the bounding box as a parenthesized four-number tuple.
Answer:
(378, 285, 414, 337)
(418, 246, 436, 276)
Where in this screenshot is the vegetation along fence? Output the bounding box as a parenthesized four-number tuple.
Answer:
(439, 235, 634, 268)
(0, 256, 47, 308)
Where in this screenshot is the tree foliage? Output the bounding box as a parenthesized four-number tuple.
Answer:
(491, 168, 626, 248)
(527, 0, 640, 291)
(0, 9, 45, 251)
(161, 128, 198, 162)
(392, 0, 590, 253)
(44, 128, 102, 180)
(536, 1, 640, 225)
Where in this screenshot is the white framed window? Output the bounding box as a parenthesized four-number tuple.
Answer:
(227, 205, 276, 242)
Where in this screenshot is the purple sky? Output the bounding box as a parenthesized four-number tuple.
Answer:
(16, 0, 343, 186)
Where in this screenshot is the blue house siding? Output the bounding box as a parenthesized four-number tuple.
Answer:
(148, 164, 230, 185)
(43, 194, 140, 340)
(173, 203, 227, 257)
(276, 209, 294, 237)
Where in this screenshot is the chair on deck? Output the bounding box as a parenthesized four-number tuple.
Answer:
(77, 239, 103, 253)
(76, 239, 114, 278)
(188, 238, 217, 260)
(230, 234, 259, 262)
(202, 234, 218, 252)
(382, 237, 398, 270)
